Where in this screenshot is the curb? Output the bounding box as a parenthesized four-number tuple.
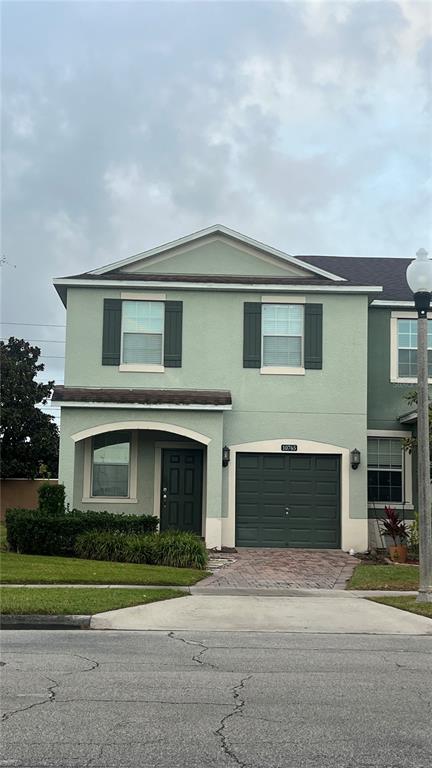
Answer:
(1, 614, 91, 630)
(1, 584, 192, 591)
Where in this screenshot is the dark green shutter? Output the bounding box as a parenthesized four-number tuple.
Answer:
(304, 303, 323, 369)
(243, 303, 262, 368)
(102, 299, 121, 365)
(164, 301, 183, 367)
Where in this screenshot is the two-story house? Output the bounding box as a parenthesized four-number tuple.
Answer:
(53, 225, 422, 552)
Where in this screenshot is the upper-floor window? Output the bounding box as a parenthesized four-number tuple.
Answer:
(92, 431, 131, 498)
(262, 303, 304, 368)
(390, 312, 432, 383)
(121, 301, 164, 365)
(397, 318, 432, 378)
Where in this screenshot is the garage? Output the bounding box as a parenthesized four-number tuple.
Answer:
(235, 453, 341, 548)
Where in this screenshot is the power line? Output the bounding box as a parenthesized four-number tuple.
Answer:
(1, 322, 66, 328)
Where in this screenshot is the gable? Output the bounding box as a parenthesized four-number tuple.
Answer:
(120, 236, 315, 278)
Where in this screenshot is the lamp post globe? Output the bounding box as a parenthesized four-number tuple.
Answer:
(406, 247, 432, 603)
(406, 249, 432, 311)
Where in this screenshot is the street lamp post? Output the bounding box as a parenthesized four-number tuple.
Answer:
(406, 248, 432, 603)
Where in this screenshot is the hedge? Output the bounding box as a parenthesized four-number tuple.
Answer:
(75, 530, 208, 570)
(5, 508, 159, 556)
(38, 483, 66, 516)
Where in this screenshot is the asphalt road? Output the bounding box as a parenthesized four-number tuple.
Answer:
(1, 629, 431, 768)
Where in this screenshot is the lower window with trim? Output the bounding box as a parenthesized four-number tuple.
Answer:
(92, 431, 131, 498)
(367, 437, 404, 504)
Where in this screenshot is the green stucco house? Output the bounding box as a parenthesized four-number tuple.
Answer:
(53, 225, 421, 552)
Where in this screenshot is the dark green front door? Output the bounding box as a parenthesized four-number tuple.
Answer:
(160, 449, 203, 535)
(236, 453, 340, 548)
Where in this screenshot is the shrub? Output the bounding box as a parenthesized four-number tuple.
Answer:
(156, 531, 208, 569)
(5, 508, 159, 556)
(379, 505, 408, 546)
(38, 483, 66, 516)
(75, 531, 158, 564)
(74, 529, 208, 569)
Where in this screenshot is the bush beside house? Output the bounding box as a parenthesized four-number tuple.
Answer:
(5, 483, 207, 569)
(75, 530, 208, 569)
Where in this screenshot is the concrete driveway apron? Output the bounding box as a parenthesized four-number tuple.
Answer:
(195, 548, 357, 592)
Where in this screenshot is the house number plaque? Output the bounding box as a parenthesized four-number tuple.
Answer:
(281, 444, 298, 452)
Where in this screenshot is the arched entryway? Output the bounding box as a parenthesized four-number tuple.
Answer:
(70, 422, 210, 537)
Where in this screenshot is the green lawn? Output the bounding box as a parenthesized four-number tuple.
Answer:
(347, 564, 419, 591)
(369, 595, 432, 619)
(0, 586, 184, 615)
(0, 551, 209, 586)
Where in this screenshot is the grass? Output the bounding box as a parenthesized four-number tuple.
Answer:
(347, 564, 419, 591)
(0, 586, 185, 615)
(0, 551, 209, 586)
(368, 595, 432, 619)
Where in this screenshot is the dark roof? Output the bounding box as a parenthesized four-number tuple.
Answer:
(298, 256, 412, 301)
(52, 386, 231, 407)
(56, 271, 382, 291)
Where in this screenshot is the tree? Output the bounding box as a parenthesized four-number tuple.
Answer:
(0, 337, 59, 478)
(403, 390, 432, 471)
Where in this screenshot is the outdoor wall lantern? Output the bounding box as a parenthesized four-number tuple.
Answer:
(350, 448, 361, 470)
(222, 445, 231, 467)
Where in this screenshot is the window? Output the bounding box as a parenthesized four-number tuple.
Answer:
(367, 437, 404, 504)
(262, 304, 303, 368)
(122, 301, 164, 365)
(92, 432, 130, 498)
(397, 318, 432, 378)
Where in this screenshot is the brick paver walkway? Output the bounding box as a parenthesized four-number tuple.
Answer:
(199, 548, 357, 590)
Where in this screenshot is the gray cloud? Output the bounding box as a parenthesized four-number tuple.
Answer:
(1, 0, 431, 394)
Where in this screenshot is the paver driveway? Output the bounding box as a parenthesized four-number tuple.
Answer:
(198, 548, 357, 591)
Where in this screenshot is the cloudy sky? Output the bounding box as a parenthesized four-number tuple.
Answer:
(1, 0, 431, 419)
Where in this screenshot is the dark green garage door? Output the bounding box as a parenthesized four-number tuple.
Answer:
(236, 453, 341, 548)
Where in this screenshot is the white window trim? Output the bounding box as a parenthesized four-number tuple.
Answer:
(260, 366, 305, 376)
(120, 299, 165, 369)
(261, 295, 306, 304)
(82, 431, 138, 503)
(261, 301, 305, 372)
(120, 292, 166, 301)
(119, 364, 165, 373)
(366, 429, 413, 510)
(390, 310, 432, 384)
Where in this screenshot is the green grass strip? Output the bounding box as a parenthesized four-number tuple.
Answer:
(0, 586, 185, 615)
(368, 595, 432, 619)
(347, 564, 419, 590)
(0, 551, 209, 586)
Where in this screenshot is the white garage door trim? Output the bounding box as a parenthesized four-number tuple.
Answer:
(223, 438, 365, 552)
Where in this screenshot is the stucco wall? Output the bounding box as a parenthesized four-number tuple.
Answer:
(367, 307, 419, 431)
(64, 287, 368, 415)
(59, 274, 371, 550)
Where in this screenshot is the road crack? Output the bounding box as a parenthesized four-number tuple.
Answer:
(215, 675, 252, 768)
(167, 631, 217, 668)
(1, 654, 99, 723)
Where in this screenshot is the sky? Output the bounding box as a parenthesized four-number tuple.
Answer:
(1, 0, 431, 423)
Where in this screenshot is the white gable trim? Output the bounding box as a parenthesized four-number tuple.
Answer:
(53, 277, 383, 294)
(88, 225, 346, 282)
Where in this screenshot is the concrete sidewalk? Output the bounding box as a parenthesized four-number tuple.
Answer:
(91, 594, 432, 634)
